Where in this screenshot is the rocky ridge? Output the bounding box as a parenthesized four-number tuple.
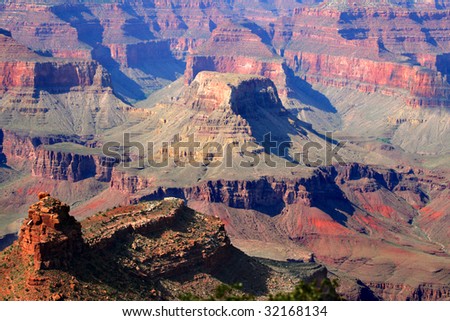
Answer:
(0, 194, 331, 301)
(107, 162, 450, 300)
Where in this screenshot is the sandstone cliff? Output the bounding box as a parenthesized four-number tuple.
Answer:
(107, 162, 450, 301)
(0, 30, 129, 136)
(1, 0, 450, 108)
(0, 131, 117, 182)
(18, 192, 83, 270)
(0, 34, 111, 95)
(1, 195, 330, 301)
(32, 147, 116, 182)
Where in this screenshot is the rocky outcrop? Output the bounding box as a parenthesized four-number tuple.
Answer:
(185, 71, 283, 113)
(284, 52, 450, 108)
(32, 148, 116, 182)
(185, 56, 288, 95)
(111, 163, 412, 210)
(17, 194, 230, 277)
(184, 23, 288, 94)
(336, 163, 401, 191)
(34, 61, 111, 91)
(108, 40, 174, 68)
(82, 198, 185, 250)
(0, 30, 110, 94)
(0, 130, 39, 167)
(110, 170, 153, 194)
(0, 129, 116, 181)
(368, 282, 450, 301)
(14, 194, 231, 279)
(18, 193, 83, 270)
(0, 59, 112, 95)
(82, 198, 231, 278)
(0, 128, 118, 181)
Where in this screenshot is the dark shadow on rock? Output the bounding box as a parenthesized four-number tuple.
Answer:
(356, 279, 381, 301)
(92, 45, 147, 101)
(241, 21, 274, 48)
(314, 195, 354, 227)
(0, 129, 5, 166)
(139, 184, 286, 217)
(123, 21, 155, 41)
(436, 53, 450, 84)
(311, 167, 357, 227)
(231, 81, 305, 164)
(409, 12, 424, 24)
(421, 28, 438, 46)
(71, 211, 270, 299)
(132, 53, 186, 85)
(207, 247, 271, 295)
(52, 4, 147, 102)
(120, 4, 156, 40)
(209, 19, 217, 32)
(0, 233, 18, 251)
(338, 11, 364, 23)
(70, 240, 157, 298)
(338, 28, 369, 40)
(284, 65, 337, 114)
(51, 4, 103, 45)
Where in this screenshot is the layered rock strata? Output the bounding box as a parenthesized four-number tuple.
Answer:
(18, 193, 83, 270)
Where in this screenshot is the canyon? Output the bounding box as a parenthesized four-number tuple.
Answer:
(0, 194, 333, 300)
(0, 0, 449, 301)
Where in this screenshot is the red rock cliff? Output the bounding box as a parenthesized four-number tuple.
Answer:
(32, 148, 116, 183)
(284, 51, 450, 108)
(18, 192, 83, 270)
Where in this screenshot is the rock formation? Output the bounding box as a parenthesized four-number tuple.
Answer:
(1, 195, 333, 301)
(107, 162, 450, 300)
(32, 147, 116, 182)
(0, 0, 449, 302)
(0, 131, 117, 181)
(18, 193, 83, 270)
(82, 198, 231, 278)
(0, 1, 449, 107)
(0, 29, 129, 137)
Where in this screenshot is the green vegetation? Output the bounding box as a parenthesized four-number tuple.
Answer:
(180, 279, 341, 301)
(377, 137, 392, 145)
(270, 279, 341, 301)
(180, 283, 255, 301)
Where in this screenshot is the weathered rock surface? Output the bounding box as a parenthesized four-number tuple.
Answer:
(0, 30, 128, 136)
(107, 162, 450, 300)
(0, 131, 116, 182)
(0, 1, 449, 107)
(18, 193, 83, 270)
(0, 0, 449, 302)
(32, 147, 116, 182)
(82, 198, 231, 278)
(1, 195, 331, 301)
(0, 129, 6, 165)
